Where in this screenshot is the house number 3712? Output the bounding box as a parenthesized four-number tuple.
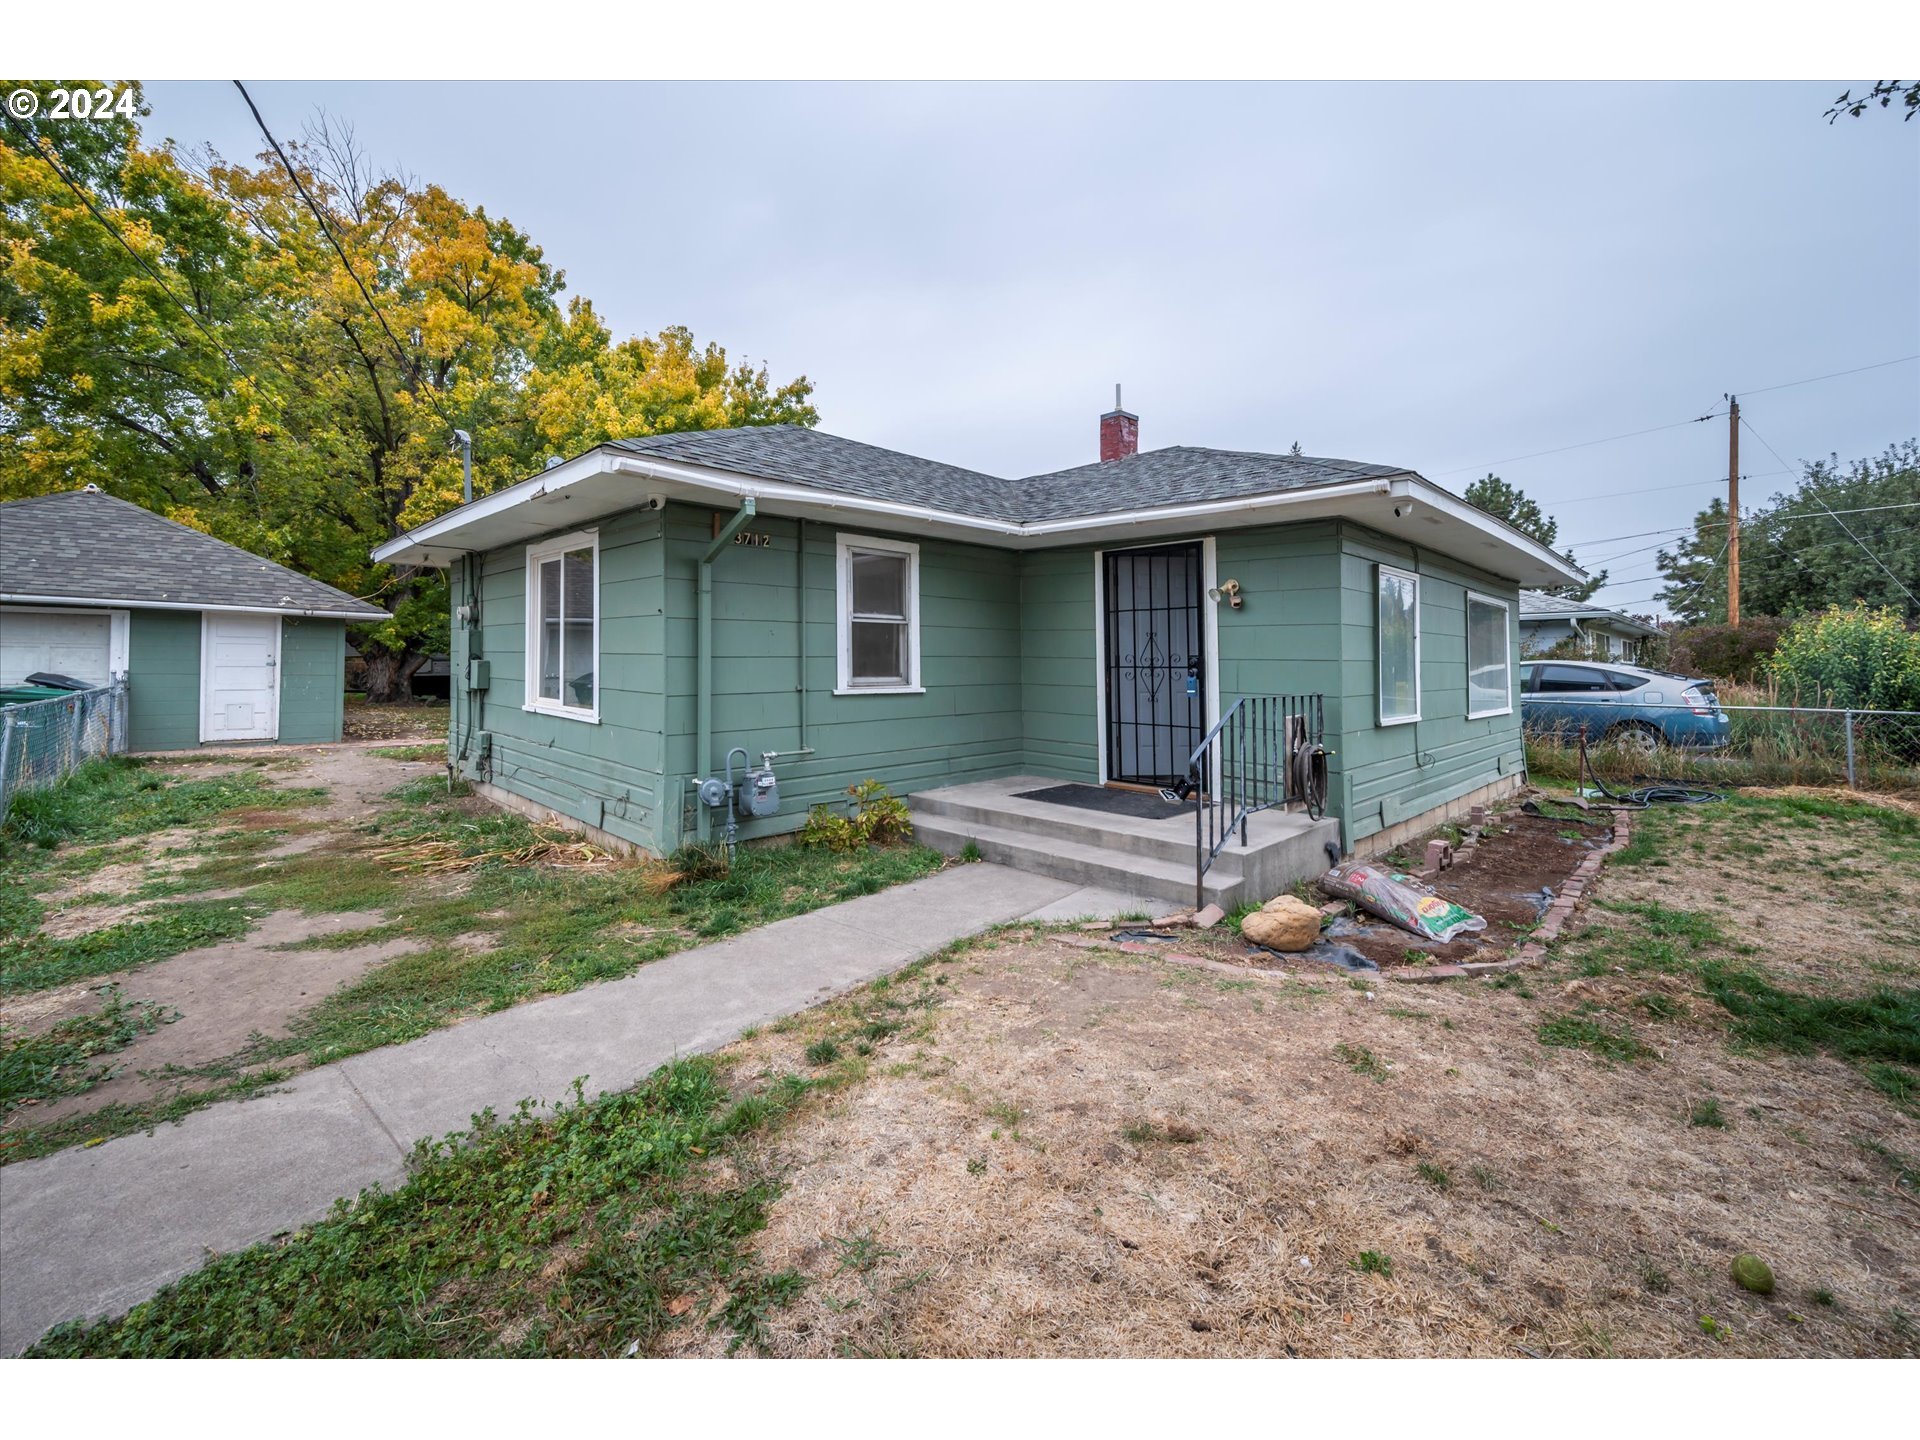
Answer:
(732, 531, 773, 548)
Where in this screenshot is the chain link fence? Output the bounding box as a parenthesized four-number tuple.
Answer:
(0, 682, 130, 815)
(1523, 701, 1920, 795)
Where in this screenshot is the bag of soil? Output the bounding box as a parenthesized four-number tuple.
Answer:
(1319, 862, 1486, 943)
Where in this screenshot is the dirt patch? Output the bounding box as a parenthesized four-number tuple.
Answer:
(674, 925, 1918, 1358)
(343, 699, 449, 743)
(36, 900, 151, 941)
(2, 909, 418, 1129)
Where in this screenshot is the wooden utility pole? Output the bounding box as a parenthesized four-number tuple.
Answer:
(1727, 395, 1741, 627)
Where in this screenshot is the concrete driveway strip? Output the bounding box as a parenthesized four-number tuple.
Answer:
(0, 863, 1081, 1354)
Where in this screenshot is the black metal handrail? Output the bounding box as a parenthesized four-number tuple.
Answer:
(1186, 693, 1326, 908)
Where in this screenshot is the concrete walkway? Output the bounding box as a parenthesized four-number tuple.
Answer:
(0, 863, 1154, 1354)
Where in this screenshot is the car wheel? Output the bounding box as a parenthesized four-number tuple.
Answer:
(1605, 722, 1662, 757)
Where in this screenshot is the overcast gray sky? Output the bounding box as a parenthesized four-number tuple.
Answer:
(145, 80, 1920, 616)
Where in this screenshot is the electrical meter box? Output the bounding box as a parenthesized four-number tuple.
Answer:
(739, 767, 779, 818)
(467, 658, 491, 691)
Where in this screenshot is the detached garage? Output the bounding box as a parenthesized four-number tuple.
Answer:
(0, 486, 387, 749)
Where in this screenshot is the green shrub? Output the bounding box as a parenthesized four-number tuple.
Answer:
(1768, 604, 1920, 712)
(1666, 616, 1787, 684)
(797, 779, 913, 852)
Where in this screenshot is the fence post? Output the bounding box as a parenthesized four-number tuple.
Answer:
(0, 711, 14, 813)
(1843, 710, 1856, 789)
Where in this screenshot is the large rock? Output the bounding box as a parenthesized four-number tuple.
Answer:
(1241, 894, 1322, 951)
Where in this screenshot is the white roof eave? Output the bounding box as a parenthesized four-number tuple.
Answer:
(371, 448, 1586, 589)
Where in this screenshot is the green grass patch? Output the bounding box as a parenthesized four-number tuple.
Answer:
(0, 1069, 294, 1165)
(1688, 1097, 1727, 1129)
(1696, 963, 1920, 1067)
(26, 1058, 810, 1357)
(1352, 1250, 1393, 1277)
(369, 745, 447, 763)
(1537, 1007, 1651, 1064)
(1333, 1041, 1389, 1081)
(2, 899, 264, 994)
(0, 985, 177, 1113)
(1, 756, 316, 854)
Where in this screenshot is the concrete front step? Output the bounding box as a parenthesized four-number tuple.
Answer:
(907, 775, 1346, 911)
(910, 813, 1235, 909)
(910, 786, 1225, 871)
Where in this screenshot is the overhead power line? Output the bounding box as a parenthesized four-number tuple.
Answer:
(1437, 354, 1919, 481)
(1738, 416, 1917, 606)
(231, 80, 449, 425)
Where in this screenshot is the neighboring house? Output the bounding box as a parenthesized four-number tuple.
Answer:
(373, 403, 1581, 903)
(1517, 590, 1661, 663)
(1, 486, 388, 749)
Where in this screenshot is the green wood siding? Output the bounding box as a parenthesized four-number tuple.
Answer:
(1018, 548, 1099, 781)
(277, 617, 345, 743)
(447, 501, 1524, 857)
(446, 509, 669, 851)
(658, 507, 1024, 851)
(1331, 523, 1522, 842)
(126, 608, 200, 751)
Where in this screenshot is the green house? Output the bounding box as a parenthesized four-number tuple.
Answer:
(373, 406, 1580, 906)
(1, 487, 387, 750)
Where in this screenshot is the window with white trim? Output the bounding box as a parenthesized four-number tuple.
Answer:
(836, 533, 921, 693)
(1377, 565, 1421, 725)
(525, 530, 598, 719)
(1465, 591, 1512, 718)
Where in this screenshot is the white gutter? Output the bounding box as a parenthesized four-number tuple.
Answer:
(0, 592, 386, 621)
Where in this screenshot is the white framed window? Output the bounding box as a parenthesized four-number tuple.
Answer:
(835, 532, 921, 694)
(523, 529, 599, 722)
(1465, 590, 1513, 718)
(1377, 565, 1421, 725)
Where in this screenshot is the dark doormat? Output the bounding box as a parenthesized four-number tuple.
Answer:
(1015, 783, 1191, 821)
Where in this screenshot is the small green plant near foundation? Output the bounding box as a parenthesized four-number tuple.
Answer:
(1689, 1097, 1728, 1129)
(1333, 1041, 1388, 1081)
(1416, 1161, 1451, 1191)
(797, 780, 913, 852)
(1352, 1251, 1393, 1278)
(0, 986, 177, 1112)
(959, 840, 983, 863)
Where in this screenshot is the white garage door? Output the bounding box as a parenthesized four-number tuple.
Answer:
(0, 610, 116, 688)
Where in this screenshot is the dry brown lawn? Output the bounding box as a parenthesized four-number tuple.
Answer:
(666, 791, 1920, 1358)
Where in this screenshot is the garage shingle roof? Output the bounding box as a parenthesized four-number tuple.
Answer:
(0, 488, 388, 618)
(609, 426, 1410, 523)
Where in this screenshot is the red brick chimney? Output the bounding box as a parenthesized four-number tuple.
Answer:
(1099, 384, 1138, 462)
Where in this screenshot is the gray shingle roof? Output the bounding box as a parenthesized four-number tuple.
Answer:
(610, 427, 1027, 519)
(1518, 589, 1660, 635)
(0, 488, 388, 618)
(609, 426, 1410, 523)
(1016, 446, 1407, 522)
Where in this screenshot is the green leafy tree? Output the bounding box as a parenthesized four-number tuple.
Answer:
(1656, 441, 1919, 627)
(2, 85, 816, 699)
(1462, 473, 1608, 600)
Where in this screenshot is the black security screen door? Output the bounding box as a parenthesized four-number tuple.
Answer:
(1103, 542, 1206, 787)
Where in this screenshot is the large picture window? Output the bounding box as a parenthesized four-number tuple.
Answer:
(525, 530, 598, 720)
(836, 533, 921, 693)
(1466, 591, 1513, 718)
(1377, 565, 1421, 725)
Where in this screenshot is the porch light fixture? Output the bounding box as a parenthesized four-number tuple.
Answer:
(1207, 577, 1243, 609)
